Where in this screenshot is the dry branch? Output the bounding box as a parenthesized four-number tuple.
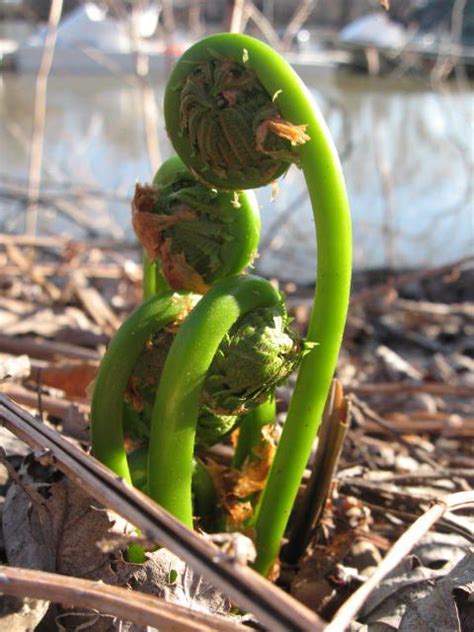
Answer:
(0, 565, 247, 632)
(350, 256, 473, 305)
(0, 334, 100, 362)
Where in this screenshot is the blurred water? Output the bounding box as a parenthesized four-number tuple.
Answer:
(0, 68, 472, 281)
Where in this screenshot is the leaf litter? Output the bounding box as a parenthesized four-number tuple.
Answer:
(0, 236, 473, 630)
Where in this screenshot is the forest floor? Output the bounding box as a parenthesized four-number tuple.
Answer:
(0, 234, 472, 631)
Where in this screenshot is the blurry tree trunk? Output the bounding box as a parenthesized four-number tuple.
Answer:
(26, 0, 63, 235)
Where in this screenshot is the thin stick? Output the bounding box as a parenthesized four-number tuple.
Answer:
(0, 565, 246, 632)
(229, 0, 246, 33)
(0, 395, 324, 632)
(347, 382, 474, 398)
(326, 490, 474, 632)
(243, 1, 282, 50)
(350, 256, 473, 305)
(26, 0, 63, 235)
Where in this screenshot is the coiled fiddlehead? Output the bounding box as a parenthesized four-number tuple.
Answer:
(202, 304, 302, 416)
(164, 34, 352, 575)
(133, 156, 260, 293)
(166, 55, 309, 190)
(124, 327, 238, 449)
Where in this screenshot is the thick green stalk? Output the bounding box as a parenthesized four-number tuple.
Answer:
(90, 292, 189, 482)
(147, 275, 282, 526)
(165, 34, 352, 574)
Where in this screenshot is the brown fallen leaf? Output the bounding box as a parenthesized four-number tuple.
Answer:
(30, 361, 99, 399)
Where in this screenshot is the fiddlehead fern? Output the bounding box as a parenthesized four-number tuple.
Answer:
(146, 274, 299, 526)
(164, 34, 352, 575)
(122, 304, 301, 450)
(167, 55, 309, 189)
(202, 304, 302, 416)
(133, 156, 260, 293)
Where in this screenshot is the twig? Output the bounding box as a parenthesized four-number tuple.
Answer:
(357, 413, 474, 438)
(283, 379, 350, 563)
(1, 384, 88, 426)
(350, 256, 473, 306)
(26, 0, 63, 235)
(229, 0, 246, 33)
(0, 395, 324, 632)
(0, 565, 246, 632)
(325, 490, 474, 632)
(347, 381, 474, 398)
(351, 396, 441, 469)
(282, 0, 315, 51)
(5, 242, 61, 302)
(0, 334, 100, 362)
(128, 5, 161, 174)
(243, 1, 282, 50)
(0, 233, 136, 251)
(70, 270, 121, 335)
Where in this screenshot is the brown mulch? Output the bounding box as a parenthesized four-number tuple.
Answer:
(0, 234, 472, 631)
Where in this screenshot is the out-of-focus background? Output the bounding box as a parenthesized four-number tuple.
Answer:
(0, 0, 472, 281)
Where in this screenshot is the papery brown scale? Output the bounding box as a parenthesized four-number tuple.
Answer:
(158, 239, 209, 294)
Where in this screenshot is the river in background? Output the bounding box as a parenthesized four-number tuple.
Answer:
(0, 67, 472, 282)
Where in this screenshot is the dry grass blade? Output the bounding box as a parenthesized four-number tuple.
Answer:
(325, 490, 474, 632)
(0, 564, 247, 632)
(283, 379, 350, 563)
(0, 394, 324, 632)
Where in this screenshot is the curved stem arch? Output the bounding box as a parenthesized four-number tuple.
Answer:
(147, 275, 282, 526)
(166, 34, 352, 575)
(90, 292, 191, 482)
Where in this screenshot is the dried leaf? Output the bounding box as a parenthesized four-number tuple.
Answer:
(1, 461, 244, 629)
(34, 361, 98, 399)
(0, 595, 50, 632)
(3, 475, 124, 580)
(0, 427, 30, 458)
(206, 426, 276, 529)
(126, 548, 234, 616)
(2, 306, 99, 338)
(357, 550, 474, 632)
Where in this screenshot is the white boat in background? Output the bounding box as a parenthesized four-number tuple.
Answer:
(339, 12, 408, 49)
(14, 2, 190, 75)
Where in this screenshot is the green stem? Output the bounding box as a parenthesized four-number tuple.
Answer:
(165, 34, 352, 574)
(90, 291, 189, 482)
(232, 397, 276, 470)
(192, 458, 219, 529)
(147, 274, 282, 526)
(142, 253, 157, 300)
